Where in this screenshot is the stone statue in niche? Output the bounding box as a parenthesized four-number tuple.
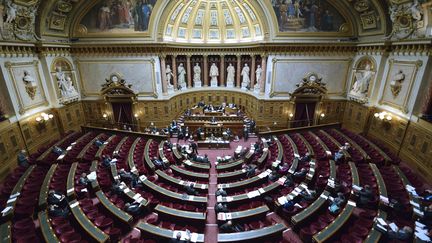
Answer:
(241, 63, 250, 90)
(254, 65, 262, 93)
(166, 65, 174, 90)
(56, 67, 78, 98)
(226, 63, 235, 88)
(350, 63, 374, 97)
(209, 63, 219, 87)
(22, 70, 37, 100)
(193, 63, 202, 88)
(177, 63, 187, 90)
(390, 70, 405, 97)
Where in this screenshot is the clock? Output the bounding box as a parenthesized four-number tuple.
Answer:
(309, 74, 317, 82)
(111, 75, 119, 82)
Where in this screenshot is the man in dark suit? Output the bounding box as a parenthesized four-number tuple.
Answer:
(17, 150, 29, 168)
(191, 141, 198, 154)
(52, 146, 64, 156)
(48, 190, 67, 208)
(185, 184, 198, 196)
(215, 203, 228, 213)
(125, 202, 142, 216)
(48, 204, 69, 218)
(293, 168, 307, 179)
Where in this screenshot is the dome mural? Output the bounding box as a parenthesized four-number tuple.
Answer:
(163, 0, 265, 44)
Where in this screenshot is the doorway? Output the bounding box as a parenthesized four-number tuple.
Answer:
(293, 102, 317, 128)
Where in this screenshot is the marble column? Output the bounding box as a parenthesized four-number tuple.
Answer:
(220, 55, 225, 87)
(203, 55, 209, 87)
(250, 55, 256, 90)
(160, 56, 167, 94)
(260, 55, 267, 95)
(236, 55, 241, 88)
(172, 55, 178, 90)
(186, 55, 192, 88)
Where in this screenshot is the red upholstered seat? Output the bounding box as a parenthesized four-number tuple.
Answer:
(94, 216, 113, 228)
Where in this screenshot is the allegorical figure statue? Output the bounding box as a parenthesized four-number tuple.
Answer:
(177, 63, 187, 89)
(193, 63, 202, 87)
(166, 65, 173, 89)
(350, 63, 374, 97)
(390, 70, 405, 97)
(241, 63, 250, 90)
(22, 70, 37, 100)
(210, 63, 219, 87)
(56, 66, 78, 98)
(226, 63, 235, 87)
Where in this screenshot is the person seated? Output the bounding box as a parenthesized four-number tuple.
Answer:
(300, 152, 311, 163)
(169, 232, 186, 243)
(152, 156, 168, 169)
(130, 171, 142, 189)
(119, 168, 133, 181)
(245, 164, 256, 178)
(125, 202, 142, 216)
(268, 170, 280, 182)
(293, 168, 307, 179)
(52, 146, 64, 156)
(79, 173, 90, 186)
(94, 139, 104, 147)
(216, 188, 227, 197)
(48, 204, 69, 218)
(17, 150, 29, 168)
(388, 198, 405, 213)
(328, 192, 346, 215)
(375, 220, 413, 241)
(219, 220, 244, 233)
(420, 204, 432, 225)
(215, 203, 228, 213)
(355, 185, 374, 207)
(48, 190, 67, 208)
(334, 149, 345, 163)
(197, 100, 205, 107)
(278, 162, 289, 175)
(300, 189, 317, 202)
(111, 180, 123, 195)
(419, 189, 432, 202)
(283, 175, 294, 187)
(342, 142, 351, 151)
(165, 140, 173, 149)
(184, 183, 198, 196)
(102, 154, 115, 167)
(283, 199, 296, 210)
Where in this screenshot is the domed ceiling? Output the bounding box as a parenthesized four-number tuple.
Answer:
(162, 0, 265, 44)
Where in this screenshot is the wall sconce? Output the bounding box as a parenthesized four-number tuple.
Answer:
(288, 113, 294, 120)
(320, 113, 325, 119)
(35, 112, 54, 123)
(374, 111, 392, 121)
(102, 113, 108, 120)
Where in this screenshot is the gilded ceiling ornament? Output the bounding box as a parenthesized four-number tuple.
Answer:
(387, 0, 424, 40)
(354, 0, 370, 12)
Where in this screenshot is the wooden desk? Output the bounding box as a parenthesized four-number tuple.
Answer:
(308, 131, 330, 154)
(95, 135, 116, 159)
(172, 143, 183, 160)
(349, 162, 360, 187)
(197, 140, 230, 149)
(69, 199, 109, 242)
(95, 191, 133, 225)
(217, 205, 269, 222)
(217, 180, 282, 204)
(114, 137, 128, 154)
(2, 165, 35, 220)
(38, 164, 58, 210)
(313, 202, 356, 243)
(144, 139, 156, 172)
(37, 132, 77, 162)
(156, 170, 208, 191)
(370, 163, 388, 200)
(170, 165, 209, 181)
(136, 222, 205, 242)
(393, 165, 420, 217)
(257, 138, 269, 164)
(274, 137, 283, 163)
(296, 133, 315, 156)
(183, 159, 210, 172)
(128, 137, 141, 172)
(155, 204, 206, 222)
(38, 211, 60, 243)
(306, 160, 317, 182)
(140, 175, 207, 204)
(217, 169, 247, 183)
(364, 209, 387, 243)
(292, 191, 331, 226)
(217, 223, 286, 242)
(66, 162, 78, 200)
(217, 159, 244, 172)
(217, 171, 269, 192)
(0, 221, 11, 243)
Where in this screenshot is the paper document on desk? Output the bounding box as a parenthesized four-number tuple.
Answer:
(377, 218, 387, 226)
(87, 171, 97, 181)
(1, 206, 12, 215)
(389, 223, 398, 232)
(278, 197, 288, 205)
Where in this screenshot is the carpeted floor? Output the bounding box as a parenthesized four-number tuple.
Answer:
(172, 137, 258, 243)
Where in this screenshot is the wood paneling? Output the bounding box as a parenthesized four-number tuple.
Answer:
(342, 101, 371, 134)
(57, 102, 85, 133)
